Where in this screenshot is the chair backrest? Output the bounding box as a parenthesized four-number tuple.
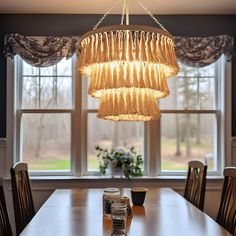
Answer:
(184, 160, 207, 211)
(10, 162, 35, 235)
(216, 167, 236, 235)
(0, 178, 13, 236)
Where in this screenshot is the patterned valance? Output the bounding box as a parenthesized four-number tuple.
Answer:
(175, 35, 234, 67)
(3, 33, 234, 67)
(3, 34, 78, 67)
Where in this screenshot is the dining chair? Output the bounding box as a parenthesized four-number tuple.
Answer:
(10, 162, 35, 235)
(0, 177, 13, 236)
(216, 167, 236, 235)
(184, 160, 207, 211)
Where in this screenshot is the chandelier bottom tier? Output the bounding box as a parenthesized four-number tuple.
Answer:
(97, 88, 161, 121)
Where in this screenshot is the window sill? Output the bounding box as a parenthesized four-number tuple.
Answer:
(26, 175, 224, 181)
(3, 175, 224, 193)
(3, 175, 224, 182)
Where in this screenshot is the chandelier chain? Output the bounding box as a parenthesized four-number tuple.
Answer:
(120, 0, 126, 25)
(136, 0, 168, 32)
(93, 0, 119, 30)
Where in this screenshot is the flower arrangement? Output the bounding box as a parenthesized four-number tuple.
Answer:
(95, 146, 143, 179)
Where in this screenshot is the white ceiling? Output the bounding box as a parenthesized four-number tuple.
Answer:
(0, 0, 235, 14)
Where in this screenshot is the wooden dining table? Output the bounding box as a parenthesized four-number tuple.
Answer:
(20, 188, 232, 236)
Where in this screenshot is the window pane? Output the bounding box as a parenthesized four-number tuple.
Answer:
(40, 77, 57, 108)
(87, 113, 144, 171)
(21, 113, 71, 171)
(21, 59, 73, 109)
(82, 77, 100, 109)
(177, 62, 215, 77)
(40, 77, 72, 109)
(161, 113, 216, 172)
(160, 63, 216, 110)
(22, 60, 39, 76)
(39, 58, 72, 76)
(86, 95, 100, 110)
(57, 77, 73, 108)
(22, 76, 39, 109)
(57, 58, 72, 76)
(40, 65, 54, 76)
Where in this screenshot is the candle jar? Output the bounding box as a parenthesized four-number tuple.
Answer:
(111, 203, 127, 236)
(103, 188, 121, 218)
(120, 196, 132, 218)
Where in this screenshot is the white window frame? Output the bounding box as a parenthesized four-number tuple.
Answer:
(157, 56, 232, 176)
(7, 55, 76, 176)
(154, 56, 231, 176)
(6, 55, 232, 178)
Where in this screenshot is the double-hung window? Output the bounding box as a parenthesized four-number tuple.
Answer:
(158, 57, 225, 175)
(15, 56, 75, 174)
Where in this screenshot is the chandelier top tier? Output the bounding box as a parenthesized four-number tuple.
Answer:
(78, 25, 179, 99)
(78, 25, 178, 94)
(77, 0, 179, 121)
(80, 24, 174, 41)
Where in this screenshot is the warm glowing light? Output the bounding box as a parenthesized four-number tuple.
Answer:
(78, 25, 179, 121)
(86, 62, 170, 99)
(97, 88, 161, 121)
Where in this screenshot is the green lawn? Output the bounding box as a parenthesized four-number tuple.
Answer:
(28, 159, 213, 172)
(28, 159, 209, 171)
(162, 138, 212, 152)
(28, 138, 214, 171)
(29, 159, 70, 170)
(161, 161, 188, 171)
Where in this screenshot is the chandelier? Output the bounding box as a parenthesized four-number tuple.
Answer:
(78, 0, 179, 121)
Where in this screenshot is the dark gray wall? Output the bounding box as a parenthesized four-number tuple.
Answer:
(0, 14, 235, 137)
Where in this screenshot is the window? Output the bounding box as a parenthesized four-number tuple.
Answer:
(15, 56, 75, 174)
(158, 58, 224, 175)
(13, 55, 227, 176)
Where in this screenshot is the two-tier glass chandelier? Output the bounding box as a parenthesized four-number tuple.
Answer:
(78, 0, 179, 121)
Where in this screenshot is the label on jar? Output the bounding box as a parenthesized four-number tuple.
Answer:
(112, 219, 125, 230)
(104, 199, 113, 214)
(120, 197, 132, 217)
